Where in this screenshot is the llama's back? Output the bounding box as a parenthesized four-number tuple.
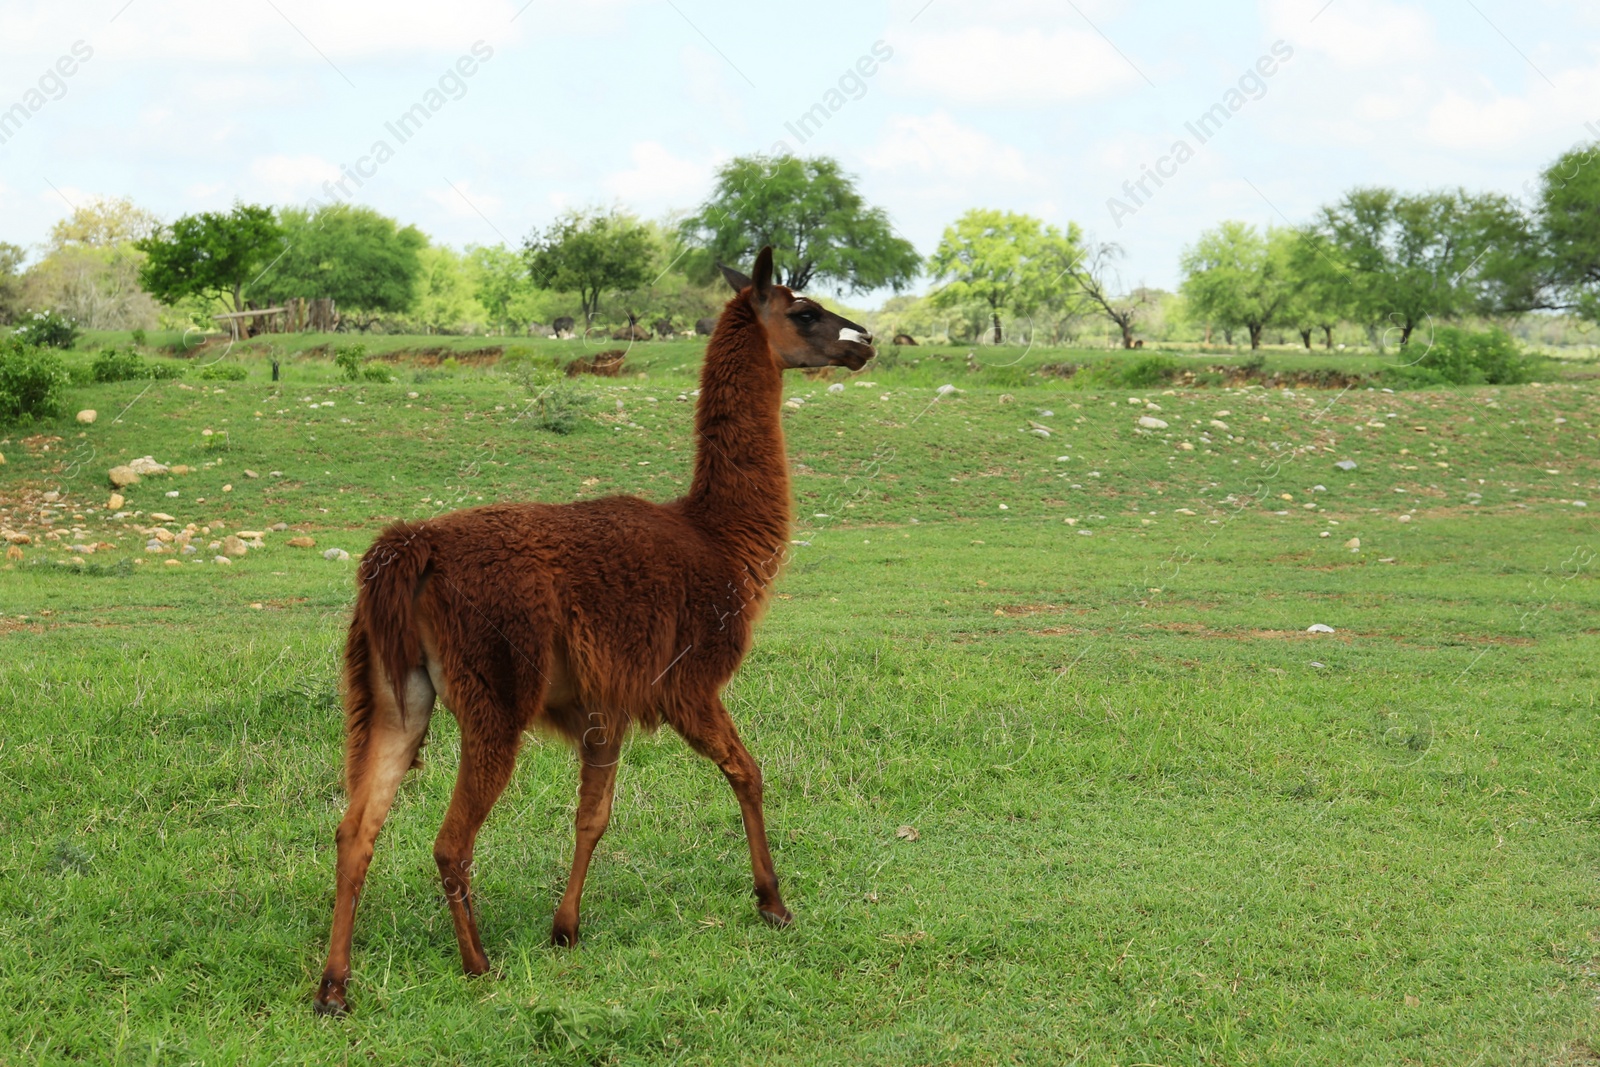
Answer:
(379, 497, 751, 729)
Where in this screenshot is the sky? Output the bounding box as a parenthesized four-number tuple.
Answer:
(1, 0, 1598, 301)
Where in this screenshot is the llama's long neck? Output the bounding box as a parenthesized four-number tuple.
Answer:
(682, 295, 791, 586)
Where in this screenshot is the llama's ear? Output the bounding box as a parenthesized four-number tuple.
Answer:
(719, 262, 752, 293)
(752, 246, 774, 298)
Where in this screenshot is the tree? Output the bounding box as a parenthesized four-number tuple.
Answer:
(24, 197, 163, 330)
(1179, 222, 1299, 349)
(926, 209, 1079, 343)
(412, 246, 477, 334)
(136, 203, 282, 325)
(1538, 141, 1600, 322)
(468, 244, 539, 333)
(0, 242, 25, 325)
(1059, 239, 1153, 349)
(524, 209, 653, 326)
(679, 155, 920, 294)
(1284, 226, 1355, 349)
(256, 204, 425, 326)
(1305, 187, 1534, 347)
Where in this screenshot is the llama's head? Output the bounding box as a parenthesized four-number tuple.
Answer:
(720, 246, 876, 371)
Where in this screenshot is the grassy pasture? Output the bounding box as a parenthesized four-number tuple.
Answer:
(0, 336, 1597, 1064)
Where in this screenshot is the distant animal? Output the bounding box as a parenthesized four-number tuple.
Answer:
(653, 318, 675, 340)
(564, 349, 627, 377)
(552, 316, 576, 338)
(695, 317, 715, 336)
(1132, 339, 1145, 348)
(892, 333, 918, 346)
(312, 246, 876, 1016)
(611, 323, 651, 342)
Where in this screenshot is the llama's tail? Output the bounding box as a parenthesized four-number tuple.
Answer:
(351, 522, 433, 701)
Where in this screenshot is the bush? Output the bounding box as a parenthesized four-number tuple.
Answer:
(91, 347, 184, 383)
(1385, 327, 1535, 387)
(12, 309, 79, 349)
(130, 329, 147, 347)
(361, 362, 394, 383)
(0, 338, 70, 424)
(197, 361, 248, 381)
(534, 381, 596, 434)
(1081, 354, 1181, 389)
(334, 343, 367, 381)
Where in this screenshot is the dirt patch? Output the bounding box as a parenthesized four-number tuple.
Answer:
(373, 346, 506, 367)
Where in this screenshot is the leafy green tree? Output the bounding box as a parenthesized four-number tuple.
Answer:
(927, 209, 1079, 343)
(524, 209, 653, 326)
(256, 205, 425, 326)
(23, 197, 161, 330)
(1305, 187, 1533, 347)
(0, 242, 25, 325)
(136, 203, 282, 318)
(412, 246, 478, 334)
(1059, 239, 1154, 350)
(1538, 142, 1600, 322)
(1284, 227, 1355, 349)
(468, 244, 539, 333)
(1179, 222, 1300, 349)
(680, 155, 920, 294)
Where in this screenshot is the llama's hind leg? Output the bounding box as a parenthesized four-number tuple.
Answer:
(551, 728, 623, 947)
(433, 711, 523, 976)
(678, 699, 792, 927)
(316, 662, 434, 1016)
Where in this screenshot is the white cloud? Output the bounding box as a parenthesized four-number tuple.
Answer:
(602, 141, 715, 208)
(1425, 63, 1600, 150)
(1263, 0, 1435, 67)
(894, 26, 1143, 104)
(427, 179, 505, 222)
(248, 154, 341, 200)
(863, 113, 1035, 184)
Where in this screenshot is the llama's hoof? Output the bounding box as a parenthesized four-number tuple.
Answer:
(550, 923, 578, 948)
(313, 978, 349, 1017)
(462, 954, 492, 978)
(759, 905, 794, 928)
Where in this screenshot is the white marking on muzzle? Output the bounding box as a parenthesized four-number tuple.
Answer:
(838, 327, 868, 344)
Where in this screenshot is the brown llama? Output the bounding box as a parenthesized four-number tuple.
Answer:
(313, 247, 875, 1016)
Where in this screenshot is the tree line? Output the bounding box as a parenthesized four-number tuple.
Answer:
(1, 144, 1596, 348)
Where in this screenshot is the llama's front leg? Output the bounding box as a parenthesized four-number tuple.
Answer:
(433, 722, 521, 976)
(682, 702, 792, 926)
(551, 733, 622, 946)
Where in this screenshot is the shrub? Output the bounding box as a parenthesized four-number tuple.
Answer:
(12, 309, 79, 349)
(0, 338, 70, 424)
(1385, 327, 1535, 387)
(91, 347, 184, 383)
(361, 362, 393, 383)
(334, 343, 368, 381)
(197, 361, 248, 381)
(1081, 354, 1181, 389)
(534, 381, 596, 434)
(130, 328, 147, 347)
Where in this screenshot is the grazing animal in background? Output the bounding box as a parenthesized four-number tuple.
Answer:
(611, 322, 651, 342)
(313, 246, 876, 1017)
(1132, 339, 1144, 348)
(564, 349, 626, 377)
(695, 317, 715, 336)
(892, 333, 918, 346)
(552, 315, 576, 339)
(653, 318, 675, 340)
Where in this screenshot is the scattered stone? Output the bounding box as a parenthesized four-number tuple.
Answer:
(150, 512, 176, 522)
(269, 522, 288, 531)
(1334, 460, 1358, 471)
(108, 466, 140, 488)
(107, 493, 125, 510)
(287, 536, 316, 548)
(1307, 623, 1335, 634)
(827, 382, 845, 394)
(1209, 419, 1229, 430)
(153, 529, 174, 543)
(222, 484, 233, 492)
(5, 545, 21, 561)
(1175, 508, 1196, 515)
(936, 383, 957, 396)
(323, 548, 351, 562)
(169, 465, 192, 475)
(43, 490, 60, 502)
(784, 399, 804, 410)
(1178, 442, 1194, 451)
(243, 469, 259, 478)
(1397, 514, 1412, 523)
(237, 530, 264, 540)
(222, 535, 248, 558)
(1137, 415, 1168, 429)
(164, 559, 183, 567)
(895, 825, 920, 842)
(1344, 537, 1361, 551)
(127, 456, 169, 476)
(76, 409, 98, 425)
(165, 490, 179, 498)
(214, 555, 232, 565)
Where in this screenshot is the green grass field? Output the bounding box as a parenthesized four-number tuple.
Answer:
(1, 337, 1597, 1064)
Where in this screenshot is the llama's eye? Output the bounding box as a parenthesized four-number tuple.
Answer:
(793, 309, 820, 325)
